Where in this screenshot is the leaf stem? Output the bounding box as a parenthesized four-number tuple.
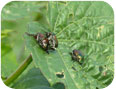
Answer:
(4, 54, 33, 86)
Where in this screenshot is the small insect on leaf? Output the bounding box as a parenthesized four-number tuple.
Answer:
(70, 49, 84, 65)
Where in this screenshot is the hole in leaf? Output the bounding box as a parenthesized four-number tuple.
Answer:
(56, 72, 64, 78)
(52, 82, 65, 89)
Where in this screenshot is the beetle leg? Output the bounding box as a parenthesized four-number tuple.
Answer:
(46, 50, 49, 54)
(45, 42, 49, 54)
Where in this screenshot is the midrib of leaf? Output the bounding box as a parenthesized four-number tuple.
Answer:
(57, 49, 79, 88)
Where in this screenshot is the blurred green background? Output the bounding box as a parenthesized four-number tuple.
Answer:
(1, 1, 52, 89)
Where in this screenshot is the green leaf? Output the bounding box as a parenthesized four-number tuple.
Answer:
(12, 67, 52, 89)
(25, 1, 114, 89)
(1, 1, 46, 20)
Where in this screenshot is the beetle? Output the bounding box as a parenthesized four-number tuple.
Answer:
(70, 49, 84, 65)
(25, 32, 49, 53)
(46, 32, 58, 50)
(25, 32, 58, 54)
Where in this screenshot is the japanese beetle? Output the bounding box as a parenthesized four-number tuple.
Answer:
(25, 32, 58, 54)
(46, 32, 58, 50)
(25, 32, 49, 53)
(70, 49, 84, 65)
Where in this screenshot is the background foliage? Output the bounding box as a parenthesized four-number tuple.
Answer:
(1, 1, 114, 89)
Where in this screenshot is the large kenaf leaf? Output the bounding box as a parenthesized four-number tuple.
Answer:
(25, 1, 114, 89)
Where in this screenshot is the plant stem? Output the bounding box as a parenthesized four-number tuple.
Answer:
(4, 54, 33, 86)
